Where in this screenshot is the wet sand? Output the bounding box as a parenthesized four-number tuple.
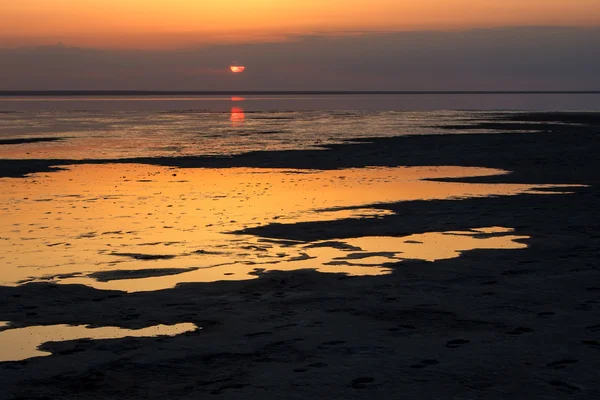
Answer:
(1, 112, 600, 398)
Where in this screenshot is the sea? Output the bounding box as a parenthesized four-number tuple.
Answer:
(1, 93, 599, 160)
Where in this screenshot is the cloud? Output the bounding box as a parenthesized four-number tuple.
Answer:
(1, 27, 598, 91)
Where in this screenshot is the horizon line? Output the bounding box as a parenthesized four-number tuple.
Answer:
(1, 90, 600, 96)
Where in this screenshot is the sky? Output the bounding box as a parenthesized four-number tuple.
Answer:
(0, 1, 599, 90)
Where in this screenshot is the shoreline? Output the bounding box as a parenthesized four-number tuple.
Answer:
(3, 91, 600, 96)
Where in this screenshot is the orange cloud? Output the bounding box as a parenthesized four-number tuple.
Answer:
(1, 0, 598, 49)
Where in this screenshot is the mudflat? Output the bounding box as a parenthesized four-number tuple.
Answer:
(1, 112, 599, 399)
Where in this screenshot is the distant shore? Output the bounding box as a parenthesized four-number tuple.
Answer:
(2, 90, 600, 96)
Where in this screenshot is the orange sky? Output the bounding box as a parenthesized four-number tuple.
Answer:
(1, 0, 598, 48)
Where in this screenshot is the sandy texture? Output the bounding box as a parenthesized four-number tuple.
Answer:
(1, 112, 599, 399)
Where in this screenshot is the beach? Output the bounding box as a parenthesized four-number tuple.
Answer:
(1, 109, 600, 399)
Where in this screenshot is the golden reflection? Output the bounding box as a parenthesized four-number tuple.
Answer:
(0, 323, 199, 362)
(341, 231, 527, 263)
(60, 228, 530, 293)
(0, 164, 580, 292)
(231, 106, 245, 127)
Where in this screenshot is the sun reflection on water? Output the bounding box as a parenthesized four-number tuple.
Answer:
(231, 106, 245, 127)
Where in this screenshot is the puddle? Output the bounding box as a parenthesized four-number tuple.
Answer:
(0, 323, 199, 362)
(333, 229, 528, 263)
(55, 227, 529, 292)
(0, 164, 580, 291)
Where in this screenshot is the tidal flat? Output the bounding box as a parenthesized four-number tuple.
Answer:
(1, 111, 599, 399)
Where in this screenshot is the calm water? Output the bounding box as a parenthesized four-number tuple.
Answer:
(2, 93, 599, 160)
(2, 163, 576, 292)
(0, 322, 199, 362)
